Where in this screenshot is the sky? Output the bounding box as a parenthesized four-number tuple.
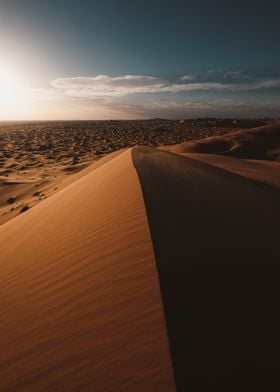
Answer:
(0, 0, 279, 120)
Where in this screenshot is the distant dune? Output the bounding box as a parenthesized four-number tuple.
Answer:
(0, 122, 280, 390)
(163, 121, 280, 188)
(167, 121, 280, 160)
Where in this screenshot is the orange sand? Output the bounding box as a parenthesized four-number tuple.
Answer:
(0, 150, 175, 391)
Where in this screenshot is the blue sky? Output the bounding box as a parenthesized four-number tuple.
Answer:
(0, 0, 279, 119)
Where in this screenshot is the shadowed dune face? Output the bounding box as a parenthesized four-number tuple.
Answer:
(0, 150, 175, 391)
(183, 153, 280, 189)
(132, 147, 280, 391)
(169, 122, 280, 160)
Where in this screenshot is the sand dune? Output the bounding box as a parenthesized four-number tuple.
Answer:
(0, 149, 125, 226)
(133, 147, 280, 390)
(168, 122, 280, 160)
(1, 128, 279, 390)
(0, 149, 175, 391)
(163, 122, 280, 189)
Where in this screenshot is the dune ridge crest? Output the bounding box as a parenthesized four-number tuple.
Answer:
(0, 149, 175, 391)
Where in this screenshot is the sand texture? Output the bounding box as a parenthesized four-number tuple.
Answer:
(0, 119, 261, 225)
(168, 121, 280, 160)
(0, 149, 175, 391)
(0, 119, 279, 391)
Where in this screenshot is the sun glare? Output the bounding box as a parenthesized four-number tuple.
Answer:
(0, 65, 32, 119)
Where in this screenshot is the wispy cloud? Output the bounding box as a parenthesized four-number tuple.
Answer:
(50, 75, 168, 97)
(34, 73, 280, 101)
(74, 98, 280, 119)
(201, 69, 256, 81)
(180, 75, 194, 81)
(31, 71, 280, 118)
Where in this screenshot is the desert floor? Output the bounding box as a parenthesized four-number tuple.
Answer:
(0, 118, 267, 225)
(0, 118, 279, 390)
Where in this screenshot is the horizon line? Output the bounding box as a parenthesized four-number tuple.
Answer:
(0, 116, 277, 123)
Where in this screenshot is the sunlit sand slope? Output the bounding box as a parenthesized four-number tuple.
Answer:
(132, 147, 280, 391)
(0, 150, 175, 391)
